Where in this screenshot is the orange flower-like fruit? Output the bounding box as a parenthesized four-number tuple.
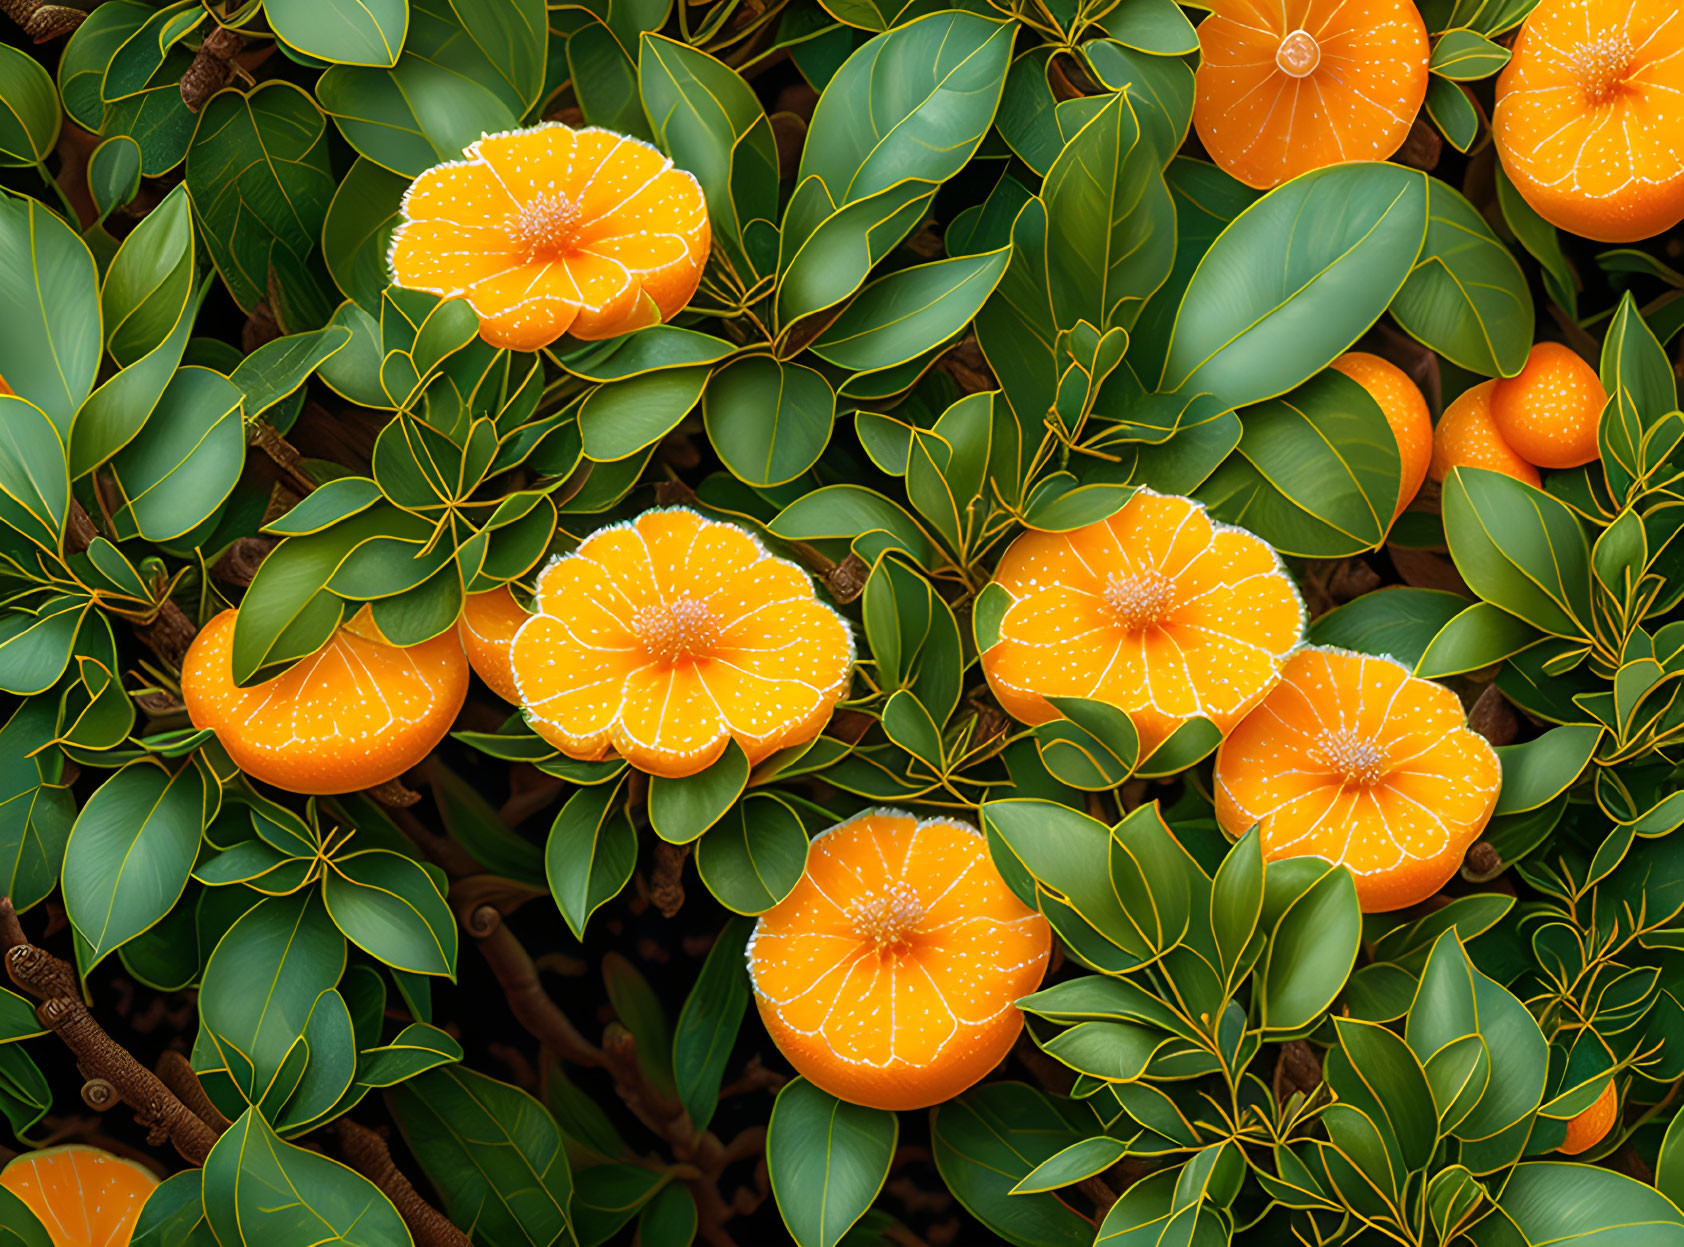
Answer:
(1192, 0, 1430, 189)
(1, 1145, 157, 1246)
(459, 585, 530, 706)
(510, 508, 852, 778)
(182, 608, 469, 794)
(982, 490, 1305, 758)
(1490, 342, 1606, 470)
(748, 809, 1052, 1110)
(1429, 380, 1542, 488)
(1214, 646, 1502, 912)
(1558, 1079, 1619, 1155)
(1495, 0, 1684, 243)
(389, 123, 711, 351)
(1331, 352, 1434, 523)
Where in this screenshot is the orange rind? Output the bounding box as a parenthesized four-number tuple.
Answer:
(1429, 380, 1542, 488)
(1489, 342, 1606, 470)
(1331, 352, 1434, 523)
(1557, 1080, 1619, 1155)
(0, 1145, 158, 1247)
(459, 585, 530, 706)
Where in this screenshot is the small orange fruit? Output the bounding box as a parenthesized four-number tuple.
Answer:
(1489, 342, 1606, 470)
(1495, 0, 1684, 243)
(1192, 0, 1430, 189)
(1214, 646, 1502, 912)
(1331, 352, 1434, 523)
(982, 489, 1305, 758)
(0, 1145, 157, 1246)
(1429, 380, 1542, 488)
(182, 608, 469, 794)
(1557, 1079, 1619, 1155)
(510, 508, 852, 778)
(389, 123, 711, 351)
(748, 809, 1052, 1110)
(459, 585, 530, 705)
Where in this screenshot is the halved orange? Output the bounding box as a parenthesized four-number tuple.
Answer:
(748, 809, 1052, 1110)
(389, 123, 711, 351)
(0, 1145, 157, 1246)
(1490, 342, 1606, 470)
(459, 585, 529, 705)
(1429, 380, 1542, 488)
(509, 508, 853, 778)
(981, 489, 1305, 758)
(1558, 1079, 1619, 1154)
(1495, 0, 1684, 243)
(1192, 0, 1430, 189)
(1330, 352, 1433, 524)
(182, 607, 469, 794)
(1214, 646, 1501, 912)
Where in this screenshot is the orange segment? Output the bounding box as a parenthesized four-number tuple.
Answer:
(509, 508, 853, 778)
(389, 122, 712, 352)
(1192, 0, 1430, 189)
(1331, 352, 1433, 522)
(1558, 1080, 1619, 1155)
(1213, 646, 1501, 912)
(1, 1146, 158, 1247)
(1429, 380, 1542, 488)
(181, 608, 469, 795)
(749, 810, 1052, 1110)
(982, 489, 1305, 756)
(1489, 342, 1607, 469)
(1496, 0, 1684, 243)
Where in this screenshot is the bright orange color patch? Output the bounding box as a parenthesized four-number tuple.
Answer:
(459, 585, 530, 706)
(1191, 0, 1430, 189)
(389, 123, 711, 351)
(1495, 0, 1684, 243)
(182, 608, 469, 794)
(1214, 646, 1502, 912)
(1331, 352, 1433, 523)
(982, 489, 1304, 758)
(1558, 1080, 1619, 1155)
(1429, 380, 1542, 488)
(0, 1145, 157, 1247)
(1490, 342, 1607, 469)
(510, 508, 852, 779)
(748, 809, 1052, 1110)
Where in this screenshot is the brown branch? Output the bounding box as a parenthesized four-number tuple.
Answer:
(0, 0, 83, 41)
(474, 923, 604, 1068)
(650, 842, 688, 918)
(155, 1050, 233, 1135)
(134, 599, 197, 670)
(334, 1119, 471, 1247)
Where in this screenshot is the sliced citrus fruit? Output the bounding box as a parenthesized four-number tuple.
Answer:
(1429, 380, 1542, 488)
(1214, 646, 1502, 912)
(389, 123, 711, 351)
(1558, 1079, 1619, 1154)
(460, 585, 529, 705)
(982, 489, 1305, 758)
(1331, 352, 1433, 523)
(0, 1145, 157, 1247)
(1192, 0, 1430, 189)
(1490, 342, 1606, 470)
(1495, 0, 1684, 243)
(182, 607, 469, 794)
(748, 809, 1052, 1110)
(509, 507, 853, 778)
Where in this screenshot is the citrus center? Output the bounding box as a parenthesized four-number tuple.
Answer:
(1573, 31, 1633, 105)
(1103, 570, 1176, 630)
(1317, 727, 1390, 787)
(848, 880, 925, 954)
(1276, 29, 1321, 78)
(509, 192, 583, 262)
(632, 594, 722, 664)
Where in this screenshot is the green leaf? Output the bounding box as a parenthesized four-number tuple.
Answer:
(0, 700, 75, 913)
(356, 1022, 463, 1088)
(62, 761, 206, 968)
(87, 135, 143, 224)
(546, 778, 637, 940)
(0, 193, 100, 434)
(1599, 292, 1676, 499)
(1326, 1017, 1439, 1172)
(1429, 28, 1510, 79)
(809, 248, 1010, 372)
(1010, 1136, 1131, 1195)
(1161, 162, 1429, 409)
(1261, 863, 1360, 1034)
(0, 42, 60, 166)
(1416, 602, 1542, 678)
(769, 1078, 898, 1247)
(649, 740, 749, 844)
(1496, 164, 1576, 318)
(637, 1185, 697, 1247)
(705, 355, 836, 487)
(1493, 725, 1601, 816)
(1096, 0, 1198, 54)
(695, 793, 809, 914)
(108, 366, 245, 541)
(673, 917, 753, 1132)
(0, 1187, 49, 1247)
(131, 1172, 214, 1247)
(322, 849, 458, 977)
(770, 484, 940, 568)
(1034, 696, 1139, 791)
(266, 0, 408, 67)
(1473, 1162, 1684, 1244)
(579, 365, 711, 461)
(232, 327, 353, 420)
(1308, 587, 1468, 668)
(1425, 76, 1479, 152)
(322, 158, 408, 314)
(0, 394, 69, 555)
(275, 988, 357, 1133)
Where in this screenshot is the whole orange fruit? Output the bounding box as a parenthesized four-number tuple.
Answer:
(1489, 342, 1606, 470)
(1429, 380, 1541, 488)
(1331, 352, 1434, 522)
(1557, 1079, 1619, 1155)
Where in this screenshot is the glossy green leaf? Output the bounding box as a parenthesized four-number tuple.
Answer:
(87, 136, 143, 224)
(0, 395, 69, 555)
(1308, 587, 1468, 668)
(0, 1188, 50, 1247)
(546, 778, 637, 939)
(322, 848, 458, 977)
(1443, 466, 1594, 639)
(695, 793, 810, 914)
(769, 1077, 898, 1247)
(705, 355, 836, 487)
(673, 917, 753, 1131)
(1261, 863, 1361, 1034)
(579, 364, 711, 461)
(1426, 77, 1480, 151)
(108, 366, 245, 541)
(0, 194, 100, 434)
(0, 42, 59, 166)
(1473, 1162, 1684, 1244)
(1430, 28, 1510, 79)
(809, 247, 1010, 372)
(649, 740, 749, 844)
(267, 0, 408, 67)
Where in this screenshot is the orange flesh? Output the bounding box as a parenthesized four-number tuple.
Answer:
(982, 489, 1305, 757)
(1331, 352, 1434, 522)
(1496, 0, 1684, 242)
(0, 1146, 157, 1247)
(748, 810, 1052, 1110)
(1557, 1080, 1618, 1154)
(389, 123, 711, 351)
(181, 608, 469, 795)
(509, 508, 853, 778)
(1489, 342, 1607, 469)
(1214, 646, 1502, 912)
(1430, 380, 1543, 487)
(1193, 0, 1430, 189)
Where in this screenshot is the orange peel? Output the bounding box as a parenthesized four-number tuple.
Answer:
(1, 1145, 158, 1247)
(1489, 342, 1606, 470)
(1330, 352, 1433, 523)
(1429, 380, 1542, 488)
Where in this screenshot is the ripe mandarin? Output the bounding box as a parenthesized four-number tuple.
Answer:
(1557, 1079, 1619, 1155)
(982, 489, 1305, 758)
(1214, 646, 1502, 912)
(390, 123, 710, 351)
(459, 585, 531, 706)
(1331, 352, 1434, 522)
(1489, 342, 1606, 470)
(1495, 0, 1684, 243)
(182, 608, 469, 794)
(748, 809, 1052, 1110)
(1429, 380, 1542, 488)
(1192, 0, 1430, 189)
(0, 1145, 157, 1247)
(510, 508, 853, 778)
